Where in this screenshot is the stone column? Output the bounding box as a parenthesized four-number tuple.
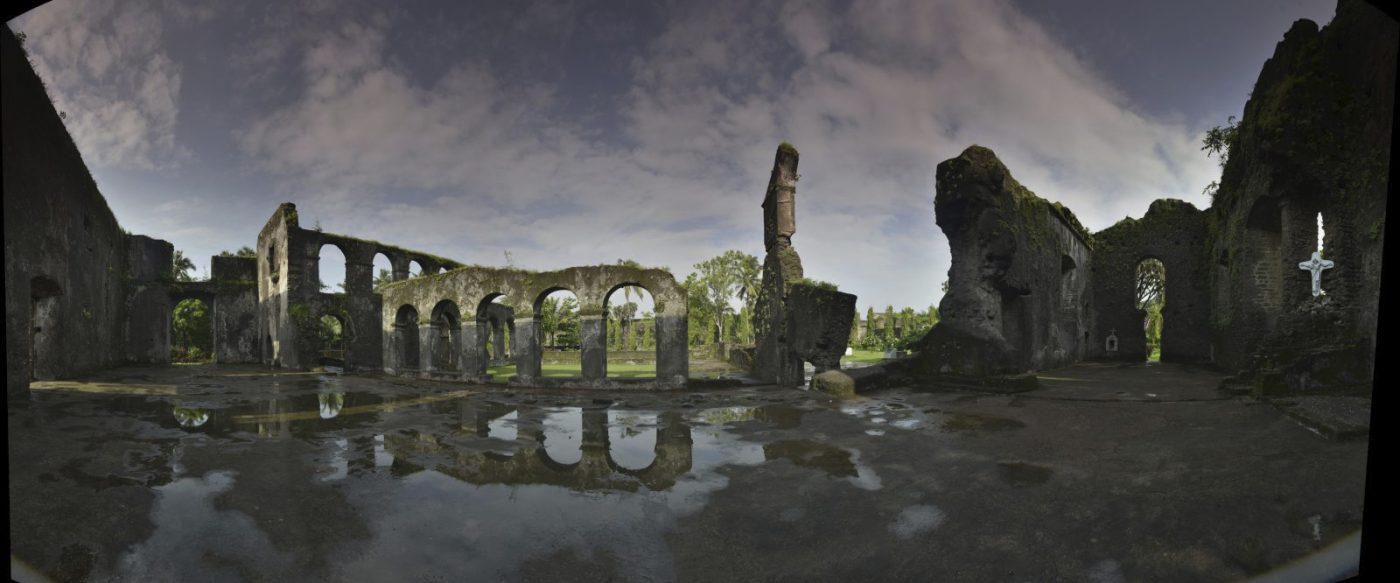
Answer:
(419, 324, 436, 376)
(492, 319, 506, 363)
(580, 315, 607, 381)
(654, 314, 689, 388)
(513, 318, 540, 382)
(460, 321, 485, 379)
(390, 256, 411, 281)
(346, 261, 374, 295)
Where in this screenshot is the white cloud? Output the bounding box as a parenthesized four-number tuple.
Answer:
(13, 0, 197, 169)
(237, 0, 1219, 310)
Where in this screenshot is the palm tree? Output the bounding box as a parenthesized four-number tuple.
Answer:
(173, 250, 196, 281)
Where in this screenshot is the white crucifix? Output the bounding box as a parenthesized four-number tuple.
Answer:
(1297, 251, 1334, 297)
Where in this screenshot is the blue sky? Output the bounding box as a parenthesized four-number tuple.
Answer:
(9, 0, 1335, 311)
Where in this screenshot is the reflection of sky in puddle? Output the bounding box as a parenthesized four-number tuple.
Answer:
(487, 410, 518, 442)
(337, 419, 769, 582)
(542, 407, 583, 464)
(608, 410, 658, 470)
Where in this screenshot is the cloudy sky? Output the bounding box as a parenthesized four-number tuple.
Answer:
(10, 0, 1335, 311)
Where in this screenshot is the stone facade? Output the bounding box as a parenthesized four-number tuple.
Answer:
(1205, 1, 1393, 394)
(377, 263, 689, 389)
(4, 28, 170, 394)
(1091, 199, 1211, 363)
(909, 0, 1391, 393)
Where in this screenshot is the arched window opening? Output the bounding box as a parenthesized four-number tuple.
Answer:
(430, 300, 462, 373)
(1135, 258, 1165, 363)
(318, 314, 346, 368)
(29, 276, 64, 381)
(537, 289, 581, 378)
(172, 298, 213, 363)
(318, 244, 347, 292)
(604, 284, 657, 379)
(408, 260, 425, 278)
(1316, 212, 1325, 255)
(371, 253, 394, 291)
(393, 305, 420, 373)
(479, 295, 515, 381)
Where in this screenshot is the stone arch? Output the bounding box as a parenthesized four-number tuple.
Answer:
(391, 304, 420, 375)
(29, 275, 63, 381)
(602, 282, 657, 380)
(318, 312, 348, 367)
(408, 259, 426, 278)
(429, 299, 462, 374)
(1134, 257, 1166, 362)
(469, 293, 512, 379)
(372, 252, 394, 290)
(536, 287, 581, 377)
(316, 242, 349, 293)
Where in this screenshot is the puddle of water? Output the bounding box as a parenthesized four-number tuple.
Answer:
(890, 504, 945, 539)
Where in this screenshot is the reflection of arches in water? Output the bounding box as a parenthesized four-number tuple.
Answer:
(173, 406, 210, 428)
(606, 410, 657, 470)
(487, 410, 518, 441)
(539, 407, 583, 466)
(319, 392, 345, 419)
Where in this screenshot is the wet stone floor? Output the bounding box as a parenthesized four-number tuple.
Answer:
(9, 362, 1367, 582)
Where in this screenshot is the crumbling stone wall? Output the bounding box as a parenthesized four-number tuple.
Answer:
(379, 263, 689, 389)
(255, 203, 464, 370)
(1091, 199, 1211, 362)
(1206, 0, 1393, 391)
(752, 143, 859, 386)
(3, 27, 171, 394)
(910, 146, 1094, 377)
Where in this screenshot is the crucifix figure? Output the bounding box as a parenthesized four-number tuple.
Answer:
(1297, 250, 1334, 297)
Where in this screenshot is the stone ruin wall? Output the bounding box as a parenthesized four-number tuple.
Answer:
(1205, 0, 1392, 392)
(3, 27, 173, 395)
(909, 145, 1095, 377)
(1090, 199, 1212, 363)
(254, 202, 469, 371)
(377, 263, 690, 389)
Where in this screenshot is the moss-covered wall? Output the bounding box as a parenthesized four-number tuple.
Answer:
(912, 145, 1094, 376)
(1091, 199, 1211, 362)
(1205, 0, 1392, 387)
(3, 26, 172, 394)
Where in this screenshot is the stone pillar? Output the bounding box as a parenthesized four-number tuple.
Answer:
(419, 324, 436, 376)
(460, 321, 485, 379)
(654, 314, 689, 388)
(513, 318, 540, 382)
(580, 315, 607, 381)
(492, 319, 506, 362)
(346, 261, 373, 295)
(390, 256, 411, 281)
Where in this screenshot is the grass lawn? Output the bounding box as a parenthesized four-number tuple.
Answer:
(841, 349, 887, 365)
(484, 360, 658, 383)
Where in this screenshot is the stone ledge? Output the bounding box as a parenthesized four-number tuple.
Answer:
(1268, 395, 1371, 441)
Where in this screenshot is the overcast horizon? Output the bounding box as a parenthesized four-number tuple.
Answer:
(9, 0, 1336, 311)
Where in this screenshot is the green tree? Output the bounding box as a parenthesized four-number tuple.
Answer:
(218, 246, 257, 258)
(927, 304, 940, 328)
(611, 301, 638, 350)
(864, 306, 876, 349)
(683, 272, 714, 346)
(693, 250, 758, 345)
(372, 269, 394, 292)
(539, 296, 578, 348)
(171, 298, 211, 361)
(173, 250, 196, 281)
(883, 305, 896, 346)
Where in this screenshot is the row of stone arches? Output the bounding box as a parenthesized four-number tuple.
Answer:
(388, 283, 665, 382)
(379, 265, 688, 387)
